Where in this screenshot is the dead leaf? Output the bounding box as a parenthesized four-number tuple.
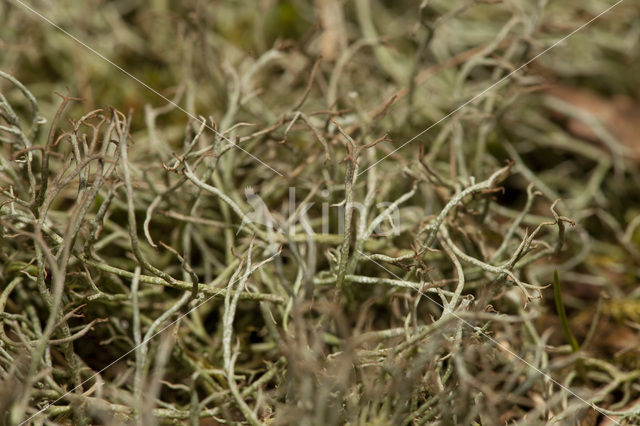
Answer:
(544, 85, 640, 161)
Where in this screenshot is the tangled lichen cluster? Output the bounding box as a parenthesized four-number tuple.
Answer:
(1, 1, 640, 424)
